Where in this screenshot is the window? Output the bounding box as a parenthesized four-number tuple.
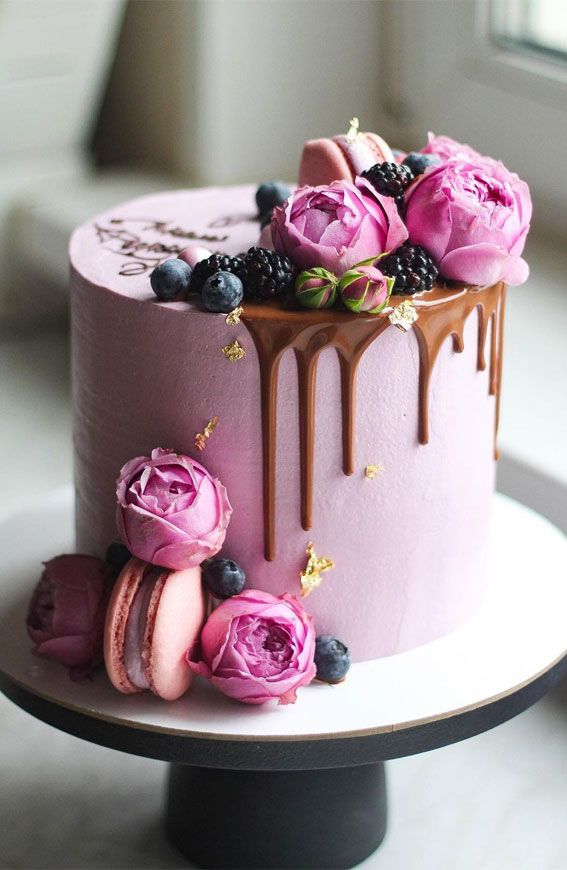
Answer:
(491, 0, 567, 63)
(379, 0, 567, 228)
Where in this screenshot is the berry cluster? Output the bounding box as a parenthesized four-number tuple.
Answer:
(190, 253, 244, 295)
(192, 247, 295, 307)
(238, 246, 295, 302)
(361, 161, 414, 208)
(380, 242, 439, 295)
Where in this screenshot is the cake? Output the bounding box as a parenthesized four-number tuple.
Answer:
(28, 127, 532, 704)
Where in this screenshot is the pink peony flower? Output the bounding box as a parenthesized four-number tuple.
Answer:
(26, 555, 113, 680)
(420, 131, 483, 164)
(339, 264, 393, 313)
(188, 590, 316, 705)
(271, 179, 407, 275)
(116, 448, 232, 570)
(405, 159, 531, 286)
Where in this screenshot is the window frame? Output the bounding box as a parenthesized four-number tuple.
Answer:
(461, 0, 567, 111)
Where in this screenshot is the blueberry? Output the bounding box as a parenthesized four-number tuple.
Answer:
(260, 209, 274, 229)
(150, 258, 193, 301)
(402, 152, 441, 177)
(201, 271, 244, 313)
(255, 182, 291, 216)
(314, 635, 351, 684)
(203, 558, 245, 599)
(105, 540, 131, 575)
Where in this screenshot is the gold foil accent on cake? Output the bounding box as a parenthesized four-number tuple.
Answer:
(226, 306, 243, 325)
(365, 464, 383, 479)
(346, 117, 360, 144)
(300, 543, 334, 597)
(194, 416, 219, 452)
(389, 299, 418, 332)
(222, 339, 246, 361)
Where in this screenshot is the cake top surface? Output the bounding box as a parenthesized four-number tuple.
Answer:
(70, 185, 258, 306)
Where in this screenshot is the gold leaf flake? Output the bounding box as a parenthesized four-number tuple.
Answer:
(300, 542, 334, 597)
(226, 306, 243, 325)
(346, 116, 360, 144)
(194, 415, 219, 452)
(222, 339, 246, 361)
(389, 299, 418, 332)
(365, 464, 383, 479)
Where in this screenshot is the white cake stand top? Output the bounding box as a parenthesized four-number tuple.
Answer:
(0, 489, 565, 768)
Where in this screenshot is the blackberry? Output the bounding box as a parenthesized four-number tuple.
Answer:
(361, 161, 414, 204)
(238, 246, 295, 302)
(381, 243, 439, 295)
(190, 253, 244, 295)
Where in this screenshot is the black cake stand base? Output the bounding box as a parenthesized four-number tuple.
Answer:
(166, 763, 387, 869)
(1, 490, 566, 869)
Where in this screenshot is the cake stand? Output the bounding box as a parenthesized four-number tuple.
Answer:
(1, 489, 566, 869)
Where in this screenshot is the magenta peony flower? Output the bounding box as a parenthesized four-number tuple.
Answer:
(188, 590, 316, 705)
(271, 179, 407, 275)
(420, 131, 483, 164)
(405, 159, 531, 286)
(26, 555, 113, 680)
(339, 264, 393, 314)
(116, 448, 232, 570)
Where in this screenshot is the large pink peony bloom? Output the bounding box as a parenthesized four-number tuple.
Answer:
(188, 590, 316, 705)
(405, 159, 532, 286)
(26, 554, 113, 680)
(271, 179, 407, 275)
(420, 131, 483, 164)
(116, 448, 232, 570)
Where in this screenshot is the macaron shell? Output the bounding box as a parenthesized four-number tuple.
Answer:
(104, 557, 147, 694)
(298, 138, 352, 187)
(298, 132, 395, 187)
(365, 132, 395, 165)
(145, 566, 205, 701)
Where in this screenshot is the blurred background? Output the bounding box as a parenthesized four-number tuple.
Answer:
(0, 0, 565, 529)
(0, 1, 566, 868)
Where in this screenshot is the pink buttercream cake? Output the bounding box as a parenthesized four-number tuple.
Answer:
(69, 185, 501, 663)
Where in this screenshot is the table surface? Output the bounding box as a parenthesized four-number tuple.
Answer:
(0, 488, 566, 767)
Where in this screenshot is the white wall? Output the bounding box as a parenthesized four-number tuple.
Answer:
(183, 0, 385, 183)
(97, 0, 387, 184)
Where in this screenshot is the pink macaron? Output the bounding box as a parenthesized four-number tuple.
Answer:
(104, 557, 205, 701)
(299, 131, 395, 187)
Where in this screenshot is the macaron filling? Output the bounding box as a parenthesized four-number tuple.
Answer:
(123, 567, 162, 689)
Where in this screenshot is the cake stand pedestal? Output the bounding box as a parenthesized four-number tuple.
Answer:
(1, 490, 566, 869)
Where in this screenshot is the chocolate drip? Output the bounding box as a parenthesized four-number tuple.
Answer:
(412, 282, 505, 447)
(242, 282, 505, 561)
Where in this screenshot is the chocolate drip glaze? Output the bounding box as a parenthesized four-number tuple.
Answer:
(242, 282, 505, 561)
(413, 281, 505, 448)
